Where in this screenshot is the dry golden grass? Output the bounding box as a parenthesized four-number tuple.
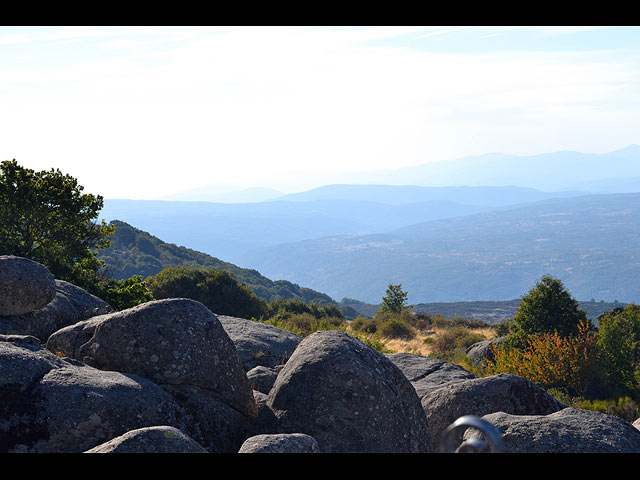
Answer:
(381, 326, 497, 356)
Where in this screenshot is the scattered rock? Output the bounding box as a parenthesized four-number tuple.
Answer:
(465, 336, 507, 371)
(467, 408, 640, 453)
(217, 315, 301, 370)
(0, 334, 41, 345)
(386, 352, 476, 399)
(46, 298, 258, 453)
(0, 341, 189, 453)
(0, 279, 113, 341)
(421, 373, 566, 451)
(85, 426, 207, 453)
(264, 330, 431, 453)
(247, 365, 280, 394)
(0, 255, 56, 316)
(238, 433, 321, 453)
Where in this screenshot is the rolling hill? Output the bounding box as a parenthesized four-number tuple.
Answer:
(236, 192, 640, 305)
(99, 185, 586, 265)
(97, 220, 336, 305)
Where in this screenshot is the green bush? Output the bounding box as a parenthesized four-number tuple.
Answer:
(431, 315, 491, 330)
(429, 326, 487, 363)
(267, 297, 344, 320)
(596, 304, 640, 397)
(509, 276, 589, 347)
(263, 312, 345, 337)
(377, 316, 415, 340)
(146, 266, 269, 319)
(350, 315, 378, 334)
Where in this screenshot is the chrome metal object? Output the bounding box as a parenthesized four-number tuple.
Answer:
(438, 415, 505, 453)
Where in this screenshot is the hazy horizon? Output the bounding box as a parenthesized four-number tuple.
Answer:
(2, 26, 640, 200)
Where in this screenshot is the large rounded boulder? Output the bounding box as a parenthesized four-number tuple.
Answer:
(0, 256, 56, 316)
(217, 314, 302, 371)
(85, 426, 207, 453)
(421, 373, 566, 450)
(46, 298, 258, 452)
(466, 408, 640, 453)
(1, 279, 113, 341)
(238, 433, 321, 453)
(264, 330, 431, 453)
(0, 340, 189, 453)
(385, 352, 476, 400)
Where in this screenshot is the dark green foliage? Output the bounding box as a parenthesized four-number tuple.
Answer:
(430, 314, 491, 330)
(145, 266, 269, 319)
(263, 313, 345, 337)
(0, 160, 152, 311)
(378, 284, 410, 315)
(262, 297, 346, 336)
(0, 159, 113, 284)
(507, 275, 589, 348)
(96, 275, 155, 311)
(376, 315, 415, 340)
(596, 304, 640, 397)
(267, 297, 344, 320)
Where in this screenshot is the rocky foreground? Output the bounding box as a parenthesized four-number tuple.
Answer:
(2, 255, 640, 453)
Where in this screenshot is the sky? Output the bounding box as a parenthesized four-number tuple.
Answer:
(1, 26, 640, 199)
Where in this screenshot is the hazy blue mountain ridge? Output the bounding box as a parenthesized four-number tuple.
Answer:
(349, 145, 640, 191)
(237, 192, 640, 304)
(100, 185, 588, 265)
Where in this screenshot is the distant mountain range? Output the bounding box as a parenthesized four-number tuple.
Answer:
(100, 185, 587, 265)
(345, 145, 640, 192)
(165, 185, 284, 203)
(237, 192, 640, 304)
(98, 145, 640, 306)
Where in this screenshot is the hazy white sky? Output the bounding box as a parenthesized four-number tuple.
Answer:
(1, 26, 640, 199)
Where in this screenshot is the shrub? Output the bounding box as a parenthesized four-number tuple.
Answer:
(596, 304, 640, 397)
(376, 316, 415, 340)
(571, 396, 639, 423)
(350, 315, 378, 334)
(146, 267, 269, 319)
(510, 276, 589, 344)
(429, 326, 487, 363)
(431, 314, 490, 330)
(485, 321, 603, 397)
(263, 312, 345, 337)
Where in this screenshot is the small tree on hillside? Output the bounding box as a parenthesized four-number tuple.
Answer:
(377, 284, 411, 315)
(508, 275, 589, 347)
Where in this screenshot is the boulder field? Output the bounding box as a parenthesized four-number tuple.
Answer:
(2, 255, 640, 453)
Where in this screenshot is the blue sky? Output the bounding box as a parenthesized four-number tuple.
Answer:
(1, 26, 639, 199)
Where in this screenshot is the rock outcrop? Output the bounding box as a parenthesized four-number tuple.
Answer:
(0, 278, 113, 341)
(421, 373, 567, 450)
(0, 255, 56, 316)
(0, 340, 189, 453)
(465, 336, 507, 372)
(85, 426, 207, 453)
(216, 315, 301, 371)
(261, 330, 432, 453)
(466, 408, 640, 453)
(46, 298, 258, 453)
(238, 433, 321, 453)
(386, 352, 476, 399)
(2, 255, 640, 454)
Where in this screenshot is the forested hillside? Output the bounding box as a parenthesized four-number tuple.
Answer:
(98, 220, 336, 305)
